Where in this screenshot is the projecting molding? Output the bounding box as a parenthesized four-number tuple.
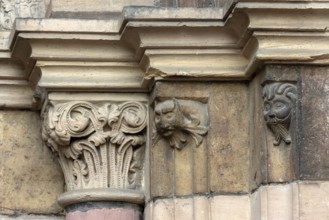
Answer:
(1, 2, 329, 109)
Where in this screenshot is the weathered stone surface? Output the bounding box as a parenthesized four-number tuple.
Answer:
(193, 196, 209, 220)
(263, 184, 296, 220)
(249, 72, 267, 191)
(145, 181, 329, 220)
(0, 111, 64, 215)
(0, 215, 63, 220)
(174, 198, 193, 219)
(250, 65, 300, 188)
(52, 0, 153, 13)
(151, 82, 249, 197)
(147, 194, 250, 220)
(300, 66, 329, 179)
(299, 181, 329, 220)
(152, 198, 174, 220)
(207, 83, 249, 193)
(210, 195, 250, 220)
(0, 0, 50, 31)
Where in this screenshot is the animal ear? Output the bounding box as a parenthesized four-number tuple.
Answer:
(172, 98, 179, 108)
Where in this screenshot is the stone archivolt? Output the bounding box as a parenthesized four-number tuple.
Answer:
(153, 98, 209, 150)
(42, 101, 147, 191)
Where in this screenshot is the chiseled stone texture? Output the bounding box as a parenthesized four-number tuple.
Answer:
(300, 66, 329, 179)
(0, 111, 64, 215)
(151, 82, 249, 197)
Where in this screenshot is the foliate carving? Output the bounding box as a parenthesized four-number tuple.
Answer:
(42, 101, 147, 191)
(0, 0, 45, 30)
(263, 82, 297, 146)
(153, 98, 209, 150)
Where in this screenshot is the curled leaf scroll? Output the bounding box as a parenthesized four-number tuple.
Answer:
(42, 101, 147, 191)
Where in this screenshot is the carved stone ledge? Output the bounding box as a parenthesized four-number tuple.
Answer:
(153, 98, 209, 150)
(42, 100, 147, 197)
(263, 82, 297, 147)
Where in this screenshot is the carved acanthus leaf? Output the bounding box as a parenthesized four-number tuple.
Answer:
(42, 101, 147, 191)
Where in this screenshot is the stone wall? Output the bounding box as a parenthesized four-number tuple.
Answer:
(0, 111, 64, 219)
(0, 0, 329, 219)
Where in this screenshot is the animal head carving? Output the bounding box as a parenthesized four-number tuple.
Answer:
(154, 98, 208, 150)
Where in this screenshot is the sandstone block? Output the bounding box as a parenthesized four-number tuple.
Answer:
(0, 111, 64, 215)
(151, 82, 249, 197)
(210, 195, 250, 220)
(300, 67, 329, 179)
(299, 181, 329, 220)
(152, 199, 174, 220)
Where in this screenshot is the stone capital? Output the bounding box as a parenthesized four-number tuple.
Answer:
(41, 94, 148, 216)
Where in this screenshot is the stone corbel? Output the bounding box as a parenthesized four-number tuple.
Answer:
(41, 95, 148, 219)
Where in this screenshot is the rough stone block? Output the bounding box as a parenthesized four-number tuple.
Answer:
(0, 111, 64, 215)
(300, 66, 329, 179)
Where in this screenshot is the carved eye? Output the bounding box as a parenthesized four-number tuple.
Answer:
(165, 112, 175, 120)
(274, 101, 284, 109)
(155, 115, 160, 122)
(264, 103, 270, 111)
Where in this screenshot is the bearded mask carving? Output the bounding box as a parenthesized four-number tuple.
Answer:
(263, 83, 297, 146)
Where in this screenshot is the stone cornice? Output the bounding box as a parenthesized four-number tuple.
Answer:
(1, 2, 329, 108)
